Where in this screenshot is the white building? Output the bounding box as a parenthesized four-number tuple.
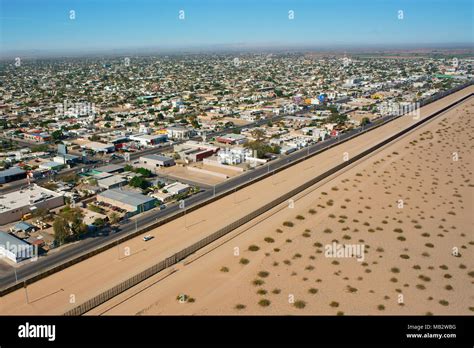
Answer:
(0, 232, 35, 263)
(0, 185, 64, 225)
(167, 126, 193, 140)
(163, 182, 190, 196)
(217, 147, 252, 165)
(129, 134, 168, 147)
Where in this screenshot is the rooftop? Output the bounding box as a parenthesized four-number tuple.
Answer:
(0, 232, 32, 255)
(0, 167, 26, 178)
(140, 154, 174, 162)
(0, 185, 63, 213)
(97, 175, 127, 187)
(98, 188, 156, 208)
(95, 164, 124, 173)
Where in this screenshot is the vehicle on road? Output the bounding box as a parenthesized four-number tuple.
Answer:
(143, 235, 154, 241)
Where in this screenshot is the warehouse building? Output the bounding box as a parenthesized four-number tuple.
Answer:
(53, 153, 81, 165)
(216, 133, 247, 145)
(96, 189, 157, 216)
(80, 141, 115, 154)
(97, 175, 128, 190)
(139, 154, 175, 168)
(0, 232, 35, 263)
(95, 164, 125, 174)
(129, 133, 168, 147)
(0, 167, 26, 184)
(0, 185, 64, 225)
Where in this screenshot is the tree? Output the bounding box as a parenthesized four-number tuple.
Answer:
(135, 167, 152, 178)
(251, 129, 265, 141)
(93, 218, 106, 228)
(129, 176, 150, 190)
(360, 117, 371, 126)
(53, 206, 87, 244)
(109, 212, 120, 225)
(51, 130, 64, 141)
(245, 141, 280, 159)
(53, 216, 69, 245)
(31, 144, 49, 153)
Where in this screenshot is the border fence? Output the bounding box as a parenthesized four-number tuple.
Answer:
(63, 82, 473, 315)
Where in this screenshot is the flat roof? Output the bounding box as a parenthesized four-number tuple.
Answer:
(140, 154, 174, 162)
(130, 134, 167, 140)
(98, 188, 156, 207)
(0, 184, 63, 213)
(219, 133, 246, 140)
(54, 154, 79, 160)
(0, 232, 32, 255)
(0, 167, 25, 178)
(95, 164, 124, 173)
(98, 175, 127, 187)
(83, 141, 115, 149)
(40, 161, 63, 168)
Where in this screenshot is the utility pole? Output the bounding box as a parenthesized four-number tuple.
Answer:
(23, 281, 29, 304)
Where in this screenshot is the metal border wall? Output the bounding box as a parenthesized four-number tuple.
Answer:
(64, 87, 473, 315)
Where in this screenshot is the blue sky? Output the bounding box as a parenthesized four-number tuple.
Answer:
(0, 0, 472, 54)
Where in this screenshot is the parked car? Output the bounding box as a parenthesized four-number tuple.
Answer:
(143, 235, 154, 241)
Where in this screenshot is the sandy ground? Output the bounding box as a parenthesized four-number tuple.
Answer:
(1, 87, 472, 315)
(158, 165, 225, 185)
(94, 97, 474, 315)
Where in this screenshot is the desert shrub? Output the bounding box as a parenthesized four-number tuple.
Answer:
(240, 258, 250, 265)
(294, 300, 306, 309)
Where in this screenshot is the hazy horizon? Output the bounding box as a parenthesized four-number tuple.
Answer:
(1, 0, 472, 58)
